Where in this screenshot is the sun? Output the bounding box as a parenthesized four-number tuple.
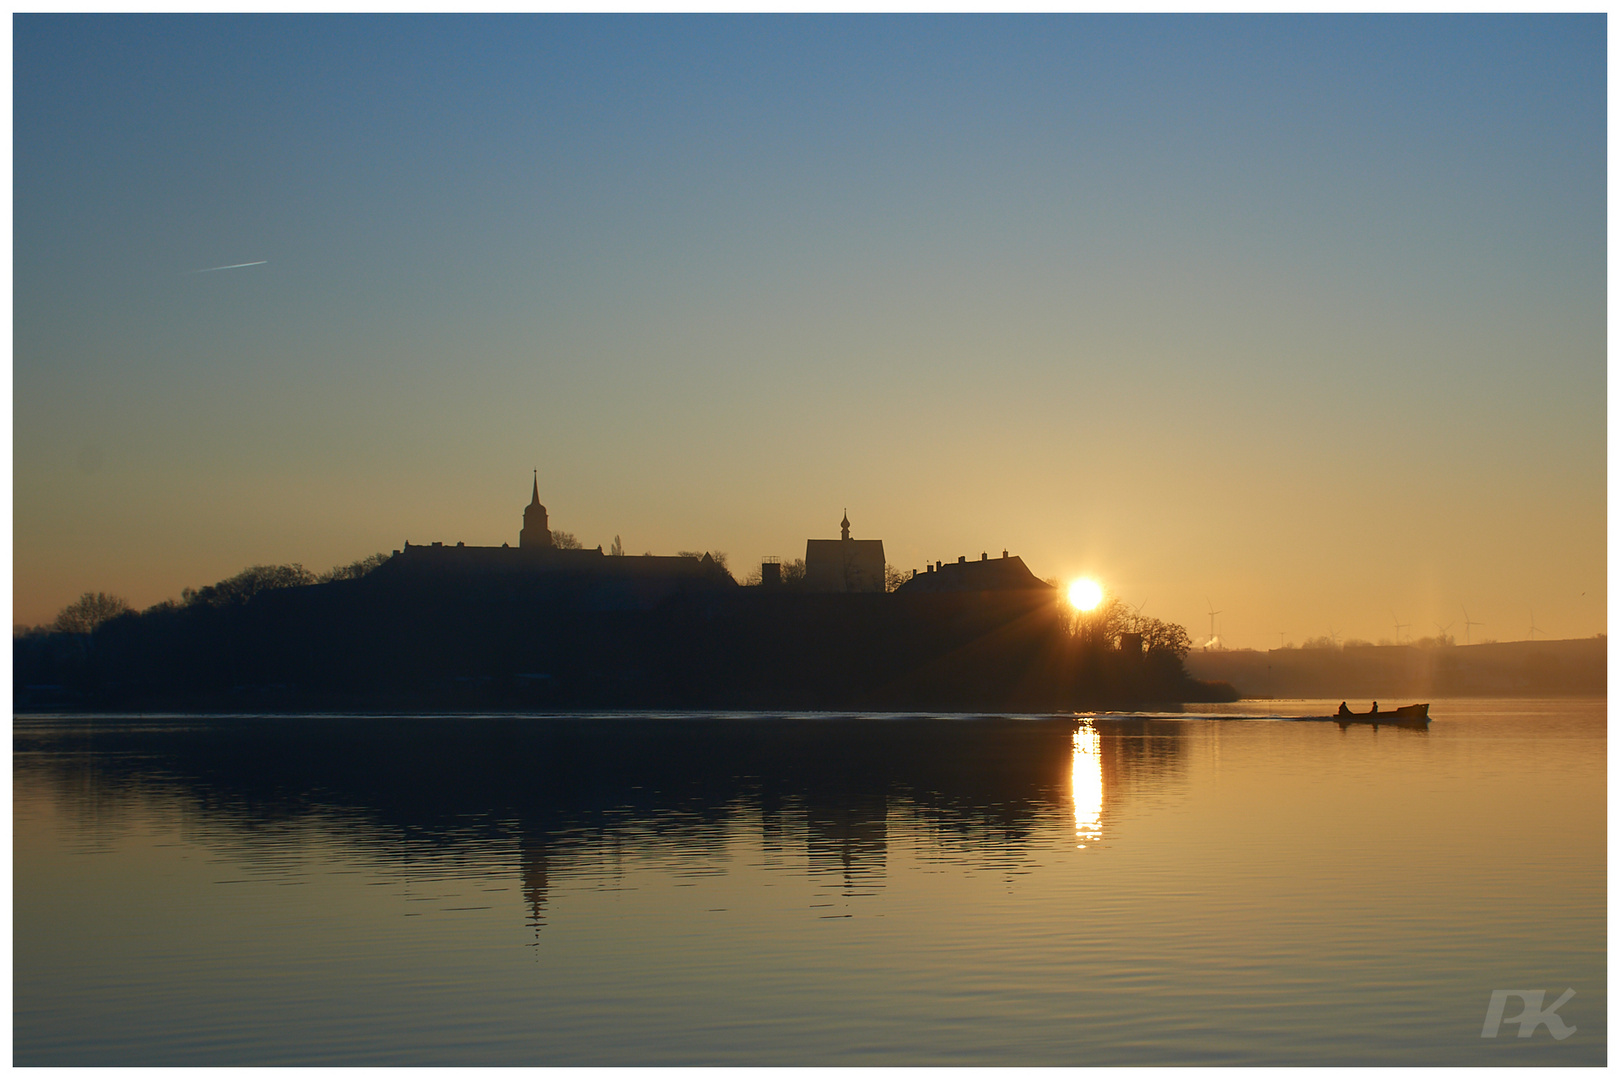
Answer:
(1067, 578, 1104, 612)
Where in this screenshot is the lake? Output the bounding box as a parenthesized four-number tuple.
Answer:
(13, 699, 1604, 1065)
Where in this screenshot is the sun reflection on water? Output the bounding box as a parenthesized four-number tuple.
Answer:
(1071, 723, 1103, 848)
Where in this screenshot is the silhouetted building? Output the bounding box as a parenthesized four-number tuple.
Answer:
(520, 471, 552, 549)
(896, 552, 1052, 594)
(804, 511, 886, 593)
(377, 477, 737, 606)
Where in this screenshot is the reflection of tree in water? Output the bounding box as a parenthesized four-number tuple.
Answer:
(15, 714, 1186, 927)
(1094, 718, 1190, 796)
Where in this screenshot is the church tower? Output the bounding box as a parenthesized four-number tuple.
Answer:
(520, 471, 553, 549)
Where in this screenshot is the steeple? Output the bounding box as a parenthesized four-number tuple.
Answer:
(520, 471, 552, 549)
(841, 509, 850, 542)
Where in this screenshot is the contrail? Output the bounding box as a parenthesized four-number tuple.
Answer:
(191, 260, 268, 273)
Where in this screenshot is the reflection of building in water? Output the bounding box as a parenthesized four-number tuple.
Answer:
(520, 838, 548, 936)
(804, 794, 889, 892)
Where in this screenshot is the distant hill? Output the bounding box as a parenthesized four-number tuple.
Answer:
(1184, 637, 1606, 699)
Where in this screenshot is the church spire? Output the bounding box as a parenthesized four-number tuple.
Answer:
(841, 509, 850, 542)
(521, 471, 552, 548)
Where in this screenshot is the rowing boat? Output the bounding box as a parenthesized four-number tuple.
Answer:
(1335, 702, 1429, 726)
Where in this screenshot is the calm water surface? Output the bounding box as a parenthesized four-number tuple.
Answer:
(14, 699, 1605, 1065)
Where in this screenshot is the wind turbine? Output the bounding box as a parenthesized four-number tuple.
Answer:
(1529, 608, 1544, 641)
(1435, 621, 1454, 643)
(1276, 630, 1288, 650)
(1462, 606, 1483, 646)
(1205, 597, 1222, 650)
(1327, 625, 1341, 647)
(1392, 611, 1409, 645)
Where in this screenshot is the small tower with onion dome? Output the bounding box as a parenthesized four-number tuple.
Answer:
(804, 509, 885, 592)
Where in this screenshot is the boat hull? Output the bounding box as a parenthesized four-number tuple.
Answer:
(1335, 702, 1429, 727)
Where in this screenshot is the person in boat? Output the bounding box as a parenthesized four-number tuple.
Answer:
(1337, 701, 1351, 717)
(1371, 701, 1378, 715)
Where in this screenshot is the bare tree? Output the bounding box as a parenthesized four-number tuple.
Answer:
(52, 592, 132, 634)
(1067, 594, 1192, 658)
(551, 531, 583, 550)
(182, 564, 316, 607)
(319, 553, 390, 582)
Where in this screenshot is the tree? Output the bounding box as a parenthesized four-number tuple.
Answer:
(885, 564, 908, 592)
(608, 535, 624, 557)
(182, 564, 316, 607)
(551, 531, 583, 550)
(52, 592, 132, 634)
(1134, 617, 1191, 659)
(1067, 595, 1127, 646)
(1066, 594, 1192, 659)
(318, 553, 390, 582)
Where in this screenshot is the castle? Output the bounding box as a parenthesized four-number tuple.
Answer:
(388, 476, 1049, 598)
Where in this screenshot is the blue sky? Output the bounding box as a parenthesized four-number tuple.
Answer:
(14, 15, 1607, 645)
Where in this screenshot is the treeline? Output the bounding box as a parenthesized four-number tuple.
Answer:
(17, 555, 1232, 712)
(1186, 636, 1606, 698)
(19, 555, 395, 639)
(1295, 633, 1459, 651)
(15, 556, 390, 701)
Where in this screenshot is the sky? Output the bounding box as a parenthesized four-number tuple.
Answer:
(13, 15, 1608, 647)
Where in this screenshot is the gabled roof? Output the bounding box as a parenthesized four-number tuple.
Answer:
(895, 555, 1052, 594)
